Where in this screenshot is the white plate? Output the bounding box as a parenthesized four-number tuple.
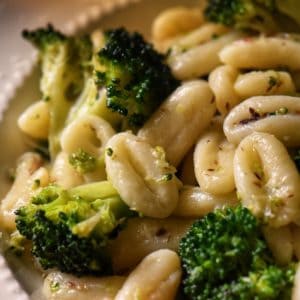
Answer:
(0, 0, 197, 299)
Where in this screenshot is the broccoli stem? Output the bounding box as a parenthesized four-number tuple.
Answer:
(68, 181, 118, 201)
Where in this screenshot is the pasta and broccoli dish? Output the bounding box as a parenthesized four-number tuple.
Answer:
(2, 0, 300, 299)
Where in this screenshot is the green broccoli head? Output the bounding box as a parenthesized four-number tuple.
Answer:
(22, 24, 66, 51)
(179, 206, 296, 300)
(204, 0, 278, 32)
(68, 148, 99, 174)
(204, 0, 300, 33)
(15, 181, 134, 275)
(23, 25, 93, 158)
(96, 27, 179, 129)
(23, 24, 92, 101)
(231, 266, 295, 299)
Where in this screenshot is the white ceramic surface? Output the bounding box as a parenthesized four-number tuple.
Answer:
(0, 0, 198, 299)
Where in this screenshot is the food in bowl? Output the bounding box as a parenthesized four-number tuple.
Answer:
(2, 0, 300, 299)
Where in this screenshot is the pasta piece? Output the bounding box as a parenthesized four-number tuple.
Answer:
(151, 6, 203, 43)
(115, 249, 181, 300)
(105, 132, 179, 218)
(166, 23, 229, 54)
(109, 217, 192, 273)
(234, 70, 295, 99)
(168, 32, 242, 80)
(60, 114, 115, 180)
(178, 147, 197, 186)
(0, 153, 48, 231)
(208, 65, 240, 115)
(234, 132, 300, 227)
(224, 95, 300, 146)
(50, 152, 83, 189)
(43, 271, 125, 300)
(138, 80, 216, 166)
(18, 100, 50, 140)
(61, 114, 115, 157)
(81, 167, 107, 183)
(173, 186, 238, 217)
(262, 225, 293, 265)
(194, 118, 236, 195)
(220, 36, 300, 70)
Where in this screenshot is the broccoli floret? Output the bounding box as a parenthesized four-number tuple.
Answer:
(7, 230, 27, 256)
(179, 206, 296, 300)
(68, 148, 102, 174)
(15, 181, 135, 275)
(204, 0, 300, 33)
(96, 27, 179, 129)
(23, 25, 93, 157)
(22, 24, 66, 49)
(68, 148, 106, 177)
